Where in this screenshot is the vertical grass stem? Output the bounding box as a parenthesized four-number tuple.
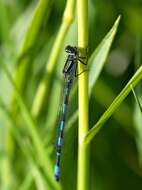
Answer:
(77, 0, 90, 190)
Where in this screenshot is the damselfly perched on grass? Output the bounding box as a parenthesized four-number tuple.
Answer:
(54, 45, 87, 181)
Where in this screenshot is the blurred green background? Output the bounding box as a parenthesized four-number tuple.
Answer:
(0, 0, 142, 190)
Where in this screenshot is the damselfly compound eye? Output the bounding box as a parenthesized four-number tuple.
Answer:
(65, 45, 77, 54)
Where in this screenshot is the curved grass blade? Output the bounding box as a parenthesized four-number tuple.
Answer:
(0, 62, 61, 190)
(32, 0, 76, 117)
(133, 35, 142, 167)
(12, 0, 52, 102)
(89, 15, 121, 96)
(66, 16, 121, 129)
(0, 0, 10, 43)
(0, 99, 54, 190)
(18, 173, 33, 190)
(94, 79, 133, 136)
(19, 0, 51, 54)
(131, 85, 142, 113)
(85, 65, 142, 144)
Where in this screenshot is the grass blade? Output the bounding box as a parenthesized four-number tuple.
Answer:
(0, 0, 10, 43)
(32, 0, 76, 117)
(0, 92, 56, 190)
(94, 79, 133, 136)
(0, 62, 61, 190)
(131, 86, 142, 113)
(85, 65, 142, 144)
(12, 0, 52, 100)
(66, 16, 121, 132)
(89, 16, 121, 96)
(77, 0, 89, 189)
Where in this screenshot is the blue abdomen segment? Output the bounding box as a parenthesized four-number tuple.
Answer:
(54, 165, 60, 181)
(63, 104, 67, 116)
(57, 137, 63, 146)
(60, 121, 64, 131)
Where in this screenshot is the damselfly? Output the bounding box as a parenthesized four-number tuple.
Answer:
(54, 45, 87, 181)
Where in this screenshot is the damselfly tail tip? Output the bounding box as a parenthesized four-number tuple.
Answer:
(55, 175, 60, 182)
(54, 165, 60, 182)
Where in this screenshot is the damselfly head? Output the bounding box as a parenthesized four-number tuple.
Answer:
(65, 45, 77, 54)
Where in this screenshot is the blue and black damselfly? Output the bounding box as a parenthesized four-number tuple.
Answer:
(54, 45, 87, 181)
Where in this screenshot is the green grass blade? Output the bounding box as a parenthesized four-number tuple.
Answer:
(85, 65, 142, 144)
(0, 98, 50, 190)
(89, 16, 121, 96)
(94, 79, 133, 136)
(0, 63, 61, 190)
(19, 0, 51, 54)
(77, 0, 89, 189)
(133, 36, 142, 167)
(31, 165, 48, 190)
(32, 0, 76, 117)
(0, 97, 54, 190)
(131, 86, 142, 113)
(0, 0, 10, 43)
(66, 16, 121, 131)
(12, 0, 52, 97)
(0, 99, 14, 189)
(18, 173, 33, 190)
